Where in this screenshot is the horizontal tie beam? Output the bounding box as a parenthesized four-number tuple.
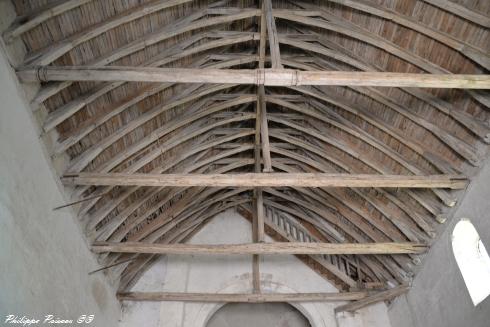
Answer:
(17, 66, 490, 88)
(116, 291, 369, 302)
(92, 242, 428, 255)
(62, 172, 468, 189)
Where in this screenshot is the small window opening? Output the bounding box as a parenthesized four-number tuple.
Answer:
(452, 219, 490, 306)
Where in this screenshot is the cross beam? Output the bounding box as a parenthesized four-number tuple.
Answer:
(17, 66, 490, 88)
(62, 173, 467, 189)
(92, 242, 427, 255)
(116, 291, 369, 302)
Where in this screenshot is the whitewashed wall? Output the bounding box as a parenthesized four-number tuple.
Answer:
(120, 209, 391, 327)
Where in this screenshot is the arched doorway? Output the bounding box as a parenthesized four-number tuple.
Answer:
(206, 303, 311, 327)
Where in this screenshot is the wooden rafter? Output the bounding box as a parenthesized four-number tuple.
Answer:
(3, 0, 94, 43)
(421, 0, 490, 28)
(292, 2, 489, 69)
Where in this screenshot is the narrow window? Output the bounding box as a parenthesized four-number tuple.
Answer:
(452, 219, 490, 306)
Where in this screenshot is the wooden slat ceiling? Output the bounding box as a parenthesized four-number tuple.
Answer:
(4, 0, 489, 292)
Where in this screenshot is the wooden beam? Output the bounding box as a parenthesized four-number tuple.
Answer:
(259, 88, 273, 172)
(257, 1, 273, 172)
(335, 284, 410, 313)
(256, 192, 265, 242)
(117, 291, 369, 302)
(92, 242, 427, 255)
(263, 0, 282, 68)
(62, 173, 468, 189)
(17, 66, 490, 89)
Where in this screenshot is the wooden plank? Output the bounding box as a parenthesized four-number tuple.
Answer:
(117, 291, 369, 302)
(92, 242, 427, 255)
(17, 66, 490, 88)
(335, 284, 410, 312)
(62, 172, 468, 189)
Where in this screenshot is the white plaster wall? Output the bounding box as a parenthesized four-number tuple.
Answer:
(120, 209, 392, 327)
(388, 157, 490, 327)
(0, 6, 121, 324)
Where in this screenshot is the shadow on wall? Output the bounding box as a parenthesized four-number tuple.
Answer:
(206, 302, 311, 327)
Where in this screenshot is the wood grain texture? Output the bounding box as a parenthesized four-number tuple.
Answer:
(92, 242, 427, 255)
(117, 291, 369, 302)
(17, 66, 490, 88)
(63, 172, 467, 189)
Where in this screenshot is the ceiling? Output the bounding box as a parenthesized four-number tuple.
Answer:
(4, 0, 489, 292)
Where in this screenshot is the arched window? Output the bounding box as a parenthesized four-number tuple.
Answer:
(452, 219, 490, 306)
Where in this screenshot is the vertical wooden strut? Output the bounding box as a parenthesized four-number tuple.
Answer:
(264, 0, 282, 69)
(260, 0, 273, 172)
(252, 0, 267, 294)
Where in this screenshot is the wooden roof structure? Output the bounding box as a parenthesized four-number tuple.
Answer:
(4, 0, 489, 309)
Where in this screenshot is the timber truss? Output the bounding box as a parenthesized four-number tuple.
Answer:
(6, 0, 489, 312)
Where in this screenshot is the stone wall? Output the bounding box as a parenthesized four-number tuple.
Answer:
(388, 158, 490, 327)
(0, 3, 120, 324)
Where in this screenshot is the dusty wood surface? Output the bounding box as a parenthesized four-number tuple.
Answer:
(92, 241, 427, 255)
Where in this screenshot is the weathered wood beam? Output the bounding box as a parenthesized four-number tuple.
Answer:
(117, 291, 369, 302)
(92, 242, 427, 255)
(335, 284, 410, 313)
(257, 1, 273, 172)
(263, 0, 282, 68)
(252, 3, 267, 292)
(62, 173, 467, 189)
(17, 66, 490, 88)
(258, 88, 273, 172)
